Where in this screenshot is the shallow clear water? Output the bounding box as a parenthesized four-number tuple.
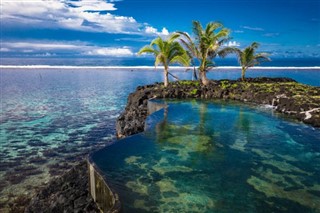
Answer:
(0, 68, 319, 209)
(0, 69, 160, 207)
(91, 100, 320, 213)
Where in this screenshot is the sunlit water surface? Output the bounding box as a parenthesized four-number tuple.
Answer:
(0, 68, 319, 210)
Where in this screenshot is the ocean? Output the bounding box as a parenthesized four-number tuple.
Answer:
(1, 57, 320, 67)
(0, 58, 319, 211)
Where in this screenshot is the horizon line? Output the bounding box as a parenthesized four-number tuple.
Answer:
(1, 65, 320, 70)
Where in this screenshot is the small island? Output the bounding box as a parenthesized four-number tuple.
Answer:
(117, 78, 320, 139)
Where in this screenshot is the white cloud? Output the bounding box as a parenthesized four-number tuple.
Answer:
(70, 0, 117, 11)
(161, 28, 169, 36)
(224, 41, 240, 47)
(145, 26, 158, 34)
(242, 26, 264, 31)
(145, 26, 170, 36)
(22, 49, 34, 53)
(3, 42, 80, 50)
(1, 0, 166, 35)
(35, 52, 56, 57)
(1, 41, 134, 57)
(86, 47, 133, 56)
(0, 48, 10, 52)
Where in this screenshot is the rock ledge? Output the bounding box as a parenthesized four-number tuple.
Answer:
(117, 78, 320, 138)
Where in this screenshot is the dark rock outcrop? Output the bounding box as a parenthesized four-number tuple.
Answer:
(117, 78, 320, 138)
(25, 161, 100, 213)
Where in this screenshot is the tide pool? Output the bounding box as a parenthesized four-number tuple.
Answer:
(91, 100, 320, 212)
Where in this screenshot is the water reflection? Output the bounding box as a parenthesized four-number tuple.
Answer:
(92, 100, 320, 212)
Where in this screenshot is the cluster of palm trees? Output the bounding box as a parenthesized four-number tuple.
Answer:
(138, 21, 270, 86)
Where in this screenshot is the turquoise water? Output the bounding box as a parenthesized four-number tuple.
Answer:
(0, 68, 319, 209)
(0, 69, 156, 207)
(91, 100, 320, 212)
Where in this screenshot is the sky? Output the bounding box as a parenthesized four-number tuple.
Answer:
(0, 0, 319, 60)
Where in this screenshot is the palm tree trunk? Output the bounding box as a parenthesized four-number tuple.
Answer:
(241, 67, 246, 81)
(200, 71, 209, 85)
(164, 66, 169, 87)
(199, 57, 209, 85)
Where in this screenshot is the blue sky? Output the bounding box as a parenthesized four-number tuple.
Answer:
(1, 0, 319, 59)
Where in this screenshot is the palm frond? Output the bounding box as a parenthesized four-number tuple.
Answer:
(151, 37, 164, 51)
(218, 47, 240, 58)
(254, 53, 271, 66)
(236, 42, 271, 69)
(250, 42, 260, 49)
(168, 33, 180, 42)
(155, 54, 165, 68)
(192, 21, 203, 41)
(176, 31, 192, 42)
(206, 22, 222, 36)
(138, 45, 156, 55)
(255, 53, 271, 61)
(214, 28, 230, 40)
(180, 39, 194, 53)
(167, 42, 182, 60)
(171, 53, 191, 67)
(177, 31, 198, 56)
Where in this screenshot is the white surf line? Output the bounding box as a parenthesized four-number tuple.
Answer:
(0, 65, 156, 69)
(301, 108, 320, 120)
(0, 65, 195, 70)
(0, 65, 320, 70)
(215, 66, 320, 70)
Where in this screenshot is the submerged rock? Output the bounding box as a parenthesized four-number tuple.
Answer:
(116, 78, 320, 138)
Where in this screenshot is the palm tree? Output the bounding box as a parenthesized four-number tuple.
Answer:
(229, 42, 270, 81)
(178, 21, 231, 85)
(138, 33, 190, 87)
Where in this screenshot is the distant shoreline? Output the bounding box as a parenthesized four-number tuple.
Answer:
(1, 65, 320, 70)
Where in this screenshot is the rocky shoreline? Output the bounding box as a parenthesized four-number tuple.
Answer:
(26, 77, 320, 212)
(24, 160, 100, 213)
(117, 77, 320, 137)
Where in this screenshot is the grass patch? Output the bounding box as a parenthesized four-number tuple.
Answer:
(190, 89, 198, 95)
(179, 80, 200, 87)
